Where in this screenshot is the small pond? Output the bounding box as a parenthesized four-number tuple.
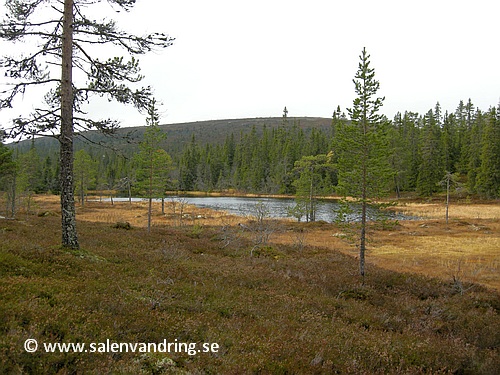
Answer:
(109, 196, 416, 222)
(181, 196, 415, 222)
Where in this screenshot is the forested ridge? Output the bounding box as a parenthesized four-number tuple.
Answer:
(1, 99, 500, 209)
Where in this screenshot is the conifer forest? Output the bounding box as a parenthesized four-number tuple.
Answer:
(2, 98, 499, 213)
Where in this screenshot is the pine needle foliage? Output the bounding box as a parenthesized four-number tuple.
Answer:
(335, 47, 393, 278)
(0, 0, 173, 248)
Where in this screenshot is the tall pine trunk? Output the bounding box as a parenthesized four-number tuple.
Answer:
(147, 150, 154, 233)
(360, 202, 366, 279)
(60, 0, 79, 249)
(360, 168, 367, 279)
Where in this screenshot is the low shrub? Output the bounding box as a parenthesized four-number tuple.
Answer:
(1, 210, 499, 374)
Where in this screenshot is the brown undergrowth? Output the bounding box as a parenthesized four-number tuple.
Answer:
(0, 195, 499, 373)
(277, 217, 500, 292)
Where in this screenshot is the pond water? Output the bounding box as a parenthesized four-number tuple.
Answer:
(183, 196, 415, 222)
(109, 196, 415, 222)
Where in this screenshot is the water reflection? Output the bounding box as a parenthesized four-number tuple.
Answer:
(106, 196, 415, 222)
(174, 196, 413, 222)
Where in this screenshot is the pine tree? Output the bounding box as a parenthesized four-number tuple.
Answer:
(1, 0, 173, 248)
(134, 102, 172, 232)
(335, 48, 392, 278)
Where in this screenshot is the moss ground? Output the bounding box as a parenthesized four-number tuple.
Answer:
(0, 195, 499, 374)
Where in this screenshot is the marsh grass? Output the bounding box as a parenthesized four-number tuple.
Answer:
(0, 195, 499, 373)
(393, 200, 500, 220)
(273, 200, 500, 291)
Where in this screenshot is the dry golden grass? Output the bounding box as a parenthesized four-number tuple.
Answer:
(368, 200, 499, 290)
(34, 194, 241, 228)
(393, 200, 500, 220)
(370, 220, 499, 290)
(27, 195, 500, 292)
(274, 201, 500, 292)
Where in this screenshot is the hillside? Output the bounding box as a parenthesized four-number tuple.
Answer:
(6, 108, 498, 198)
(11, 117, 332, 157)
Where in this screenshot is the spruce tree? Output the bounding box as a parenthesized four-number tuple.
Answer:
(335, 47, 392, 278)
(390, 111, 421, 194)
(442, 111, 458, 174)
(466, 109, 485, 194)
(417, 109, 444, 196)
(389, 113, 405, 197)
(0, 142, 17, 217)
(476, 106, 500, 198)
(179, 135, 200, 191)
(292, 154, 333, 222)
(456, 99, 476, 176)
(16, 147, 42, 213)
(74, 149, 97, 207)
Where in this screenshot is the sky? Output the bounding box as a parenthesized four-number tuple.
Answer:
(1, 0, 500, 130)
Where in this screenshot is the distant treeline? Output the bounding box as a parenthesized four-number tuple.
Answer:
(1, 99, 499, 207)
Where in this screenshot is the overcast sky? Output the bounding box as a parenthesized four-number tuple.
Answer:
(1, 0, 499, 129)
